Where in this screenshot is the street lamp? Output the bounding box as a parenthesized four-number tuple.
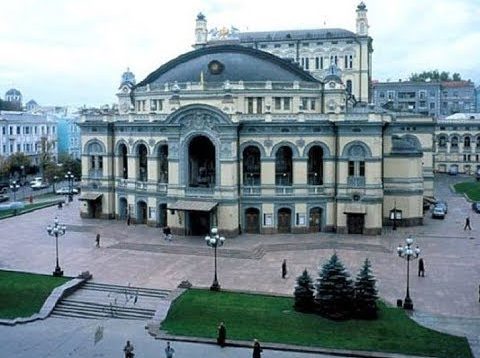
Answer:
(65, 171, 74, 202)
(390, 201, 402, 231)
(53, 175, 58, 194)
(205, 227, 225, 291)
(396, 236, 420, 310)
(46, 217, 67, 277)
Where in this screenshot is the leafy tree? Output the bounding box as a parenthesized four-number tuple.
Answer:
(354, 258, 378, 319)
(315, 253, 354, 320)
(409, 70, 462, 82)
(0, 99, 21, 111)
(293, 269, 315, 312)
(0, 156, 11, 180)
(39, 136, 55, 179)
(58, 153, 81, 179)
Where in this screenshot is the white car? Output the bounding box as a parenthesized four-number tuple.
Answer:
(55, 187, 78, 195)
(31, 182, 49, 190)
(431, 206, 445, 219)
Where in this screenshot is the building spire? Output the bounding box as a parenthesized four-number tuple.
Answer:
(356, 2, 369, 36)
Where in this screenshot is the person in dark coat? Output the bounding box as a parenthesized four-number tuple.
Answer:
(252, 339, 262, 358)
(96, 233, 100, 248)
(418, 258, 425, 277)
(217, 321, 226, 347)
(127, 214, 131, 226)
(123, 340, 134, 358)
(282, 259, 287, 279)
(464, 217, 472, 230)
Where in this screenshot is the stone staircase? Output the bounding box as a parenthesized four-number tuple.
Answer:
(51, 282, 170, 320)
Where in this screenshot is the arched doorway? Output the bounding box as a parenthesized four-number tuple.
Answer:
(277, 208, 292, 233)
(158, 203, 167, 227)
(136, 200, 147, 224)
(245, 208, 260, 234)
(308, 146, 323, 185)
(188, 136, 215, 188)
(137, 144, 148, 182)
(119, 198, 128, 220)
(309, 207, 322, 232)
(275, 146, 293, 186)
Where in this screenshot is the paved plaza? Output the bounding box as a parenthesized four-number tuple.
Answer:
(0, 174, 479, 357)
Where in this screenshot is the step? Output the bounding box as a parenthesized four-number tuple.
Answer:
(59, 300, 156, 315)
(51, 309, 148, 320)
(82, 282, 170, 297)
(53, 306, 153, 320)
(82, 286, 169, 299)
(53, 303, 155, 319)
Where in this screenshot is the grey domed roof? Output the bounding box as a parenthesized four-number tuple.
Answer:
(6, 88, 21, 96)
(135, 45, 319, 89)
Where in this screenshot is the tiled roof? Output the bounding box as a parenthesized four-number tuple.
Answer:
(238, 28, 356, 42)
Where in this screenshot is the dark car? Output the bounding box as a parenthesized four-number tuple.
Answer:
(472, 202, 480, 213)
(0, 194, 9, 203)
(0, 182, 9, 194)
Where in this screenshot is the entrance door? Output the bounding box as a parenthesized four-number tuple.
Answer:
(137, 201, 147, 224)
(277, 208, 291, 233)
(158, 204, 167, 227)
(309, 207, 322, 232)
(189, 211, 210, 236)
(88, 200, 102, 219)
(347, 214, 364, 234)
(119, 198, 127, 220)
(245, 208, 260, 234)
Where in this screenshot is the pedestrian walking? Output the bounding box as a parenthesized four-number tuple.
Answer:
(418, 258, 425, 277)
(127, 214, 131, 226)
(165, 341, 175, 358)
(163, 225, 172, 241)
(282, 259, 287, 279)
(464, 216, 472, 230)
(123, 340, 134, 358)
(95, 233, 100, 248)
(252, 339, 262, 358)
(217, 321, 226, 347)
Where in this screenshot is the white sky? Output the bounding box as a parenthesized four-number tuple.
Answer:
(0, 0, 479, 107)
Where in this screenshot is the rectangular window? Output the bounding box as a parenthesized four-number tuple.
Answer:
(256, 97, 263, 114)
(2, 145, 5, 153)
(305, 58, 309, 70)
(430, 102, 435, 109)
(349, 55, 353, 68)
(16, 144, 21, 152)
(9, 144, 13, 153)
(260, 44, 267, 48)
(274, 44, 281, 48)
(302, 42, 309, 47)
(16, 127, 20, 135)
(98, 156, 103, 169)
(348, 161, 355, 176)
(310, 99, 316, 111)
(9, 126, 13, 135)
(301, 98, 308, 110)
(387, 91, 395, 100)
(34, 126, 37, 134)
(283, 97, 291, 110)
(344, 55, 348, 69)
(247, 97, 254, 114)
(150, 99, 157, 111)
(288, 43, 294, 48)
(359, 161, 365, 177)
(315, 57, 319, 70)
(1, 127, 5, 135)
(274, 97, 281, 110)
(320, 57, 324, 69)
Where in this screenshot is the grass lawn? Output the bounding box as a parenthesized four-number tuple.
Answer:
(0, 200, 59, 219)
(454, 180, 480, 201)
(162, 289, 472, 358)
(0, 270, 70, 319)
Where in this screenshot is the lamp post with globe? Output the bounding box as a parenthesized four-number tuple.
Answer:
(397, 236, 420, 310)
(46, 217, 67, 277)
(205, 227, 225, 291)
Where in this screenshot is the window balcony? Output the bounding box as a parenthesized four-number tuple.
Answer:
(186, 186, 215, 196)
(242, 186, 261, 196)
(275, 186, 294, 195)
(135, 181, 147, 191)
(88, 169, 103, 179)
(308, 185, 324, 194)
(157, 183, 168, 193)
(347, 176, 365, 187)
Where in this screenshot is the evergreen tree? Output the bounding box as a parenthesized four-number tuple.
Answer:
(293, 269, 315, 312)
(315, 253, 354, 320)
(354, 258, 378, 319)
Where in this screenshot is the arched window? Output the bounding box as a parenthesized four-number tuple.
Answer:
(275, 146, 293, 186)
(86, 141, 105, 178)
(346, 144, 366, 186)
(189, 136, 215, 188)
(158, 145, 168, 183)
(137, 144, 148, 182)
(451, 136, 459, 150)
(464, 136, 471, 148)
(438, 136, 447, 148)
(477, 136, 480, 147)
(243, 146, 261, 186)
(307, 146, 323, 185)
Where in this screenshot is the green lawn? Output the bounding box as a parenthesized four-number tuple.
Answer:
(454, 181, 480, 201)
(0, 199, 59, 219)
(162, 289, 472, 358)
(0, 270, 70, 319)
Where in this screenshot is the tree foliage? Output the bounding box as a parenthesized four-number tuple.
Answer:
(315, 253, 354, 320)
(0, 99, 22, 111)
(58, 153, 81, 179)
(409, 70, 462, 82)
(294, 269, 315, 312)
(354, 258, 378, 319)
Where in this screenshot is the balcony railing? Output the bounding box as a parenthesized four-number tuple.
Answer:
(308, 186, 324, 194)
(157, 183, 168, 193)
(275, 186, 294, 195)
(88, 169, 103, 178)
(242, 186, 261, 196)
(347, 176, 365, 187)
(135, 181, 147, 191)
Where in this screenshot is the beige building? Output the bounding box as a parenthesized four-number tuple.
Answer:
(434, 113, 480, 174)
(79, 42, 433, 236)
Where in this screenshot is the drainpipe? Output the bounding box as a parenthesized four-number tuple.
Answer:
(333, 122, 339, 232)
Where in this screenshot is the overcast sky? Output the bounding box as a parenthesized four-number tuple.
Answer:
(0, 0, 479, 107)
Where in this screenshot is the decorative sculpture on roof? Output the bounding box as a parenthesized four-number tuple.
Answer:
(209, 26, 240, 40)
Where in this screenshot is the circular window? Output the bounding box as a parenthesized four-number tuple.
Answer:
(208, 60, 224, 75)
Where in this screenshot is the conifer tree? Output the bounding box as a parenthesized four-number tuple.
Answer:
(354, 258, 378, 319)
(293, 269, 315, 312)
(315, 253, 354, 320)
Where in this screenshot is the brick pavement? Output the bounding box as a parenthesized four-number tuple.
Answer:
(0, 174, 479, 355)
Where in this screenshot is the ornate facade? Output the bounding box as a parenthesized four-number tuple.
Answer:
(79, 43, 433, 236)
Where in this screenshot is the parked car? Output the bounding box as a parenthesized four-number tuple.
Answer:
(448, 167, 458, 176)
(472, 202, 480, 213)
(432, 206, 446, 219)
(434, 201, 448, 214)
(0, 194, 9, 203)
(30, 177, 43, 186)
(55, 187, 79, 195)
(31, 182, 50, 190)
(0, 182, 9, 194)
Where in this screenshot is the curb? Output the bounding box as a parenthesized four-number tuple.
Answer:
(0, 200, 61, 220)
